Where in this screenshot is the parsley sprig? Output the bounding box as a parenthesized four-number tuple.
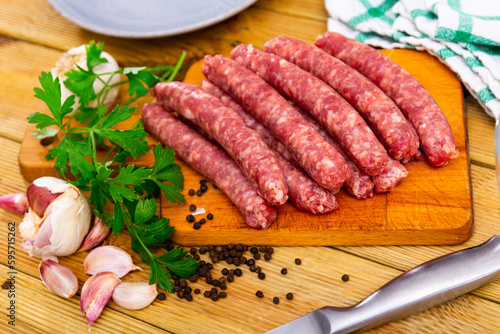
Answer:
(28, 41, 198, 292)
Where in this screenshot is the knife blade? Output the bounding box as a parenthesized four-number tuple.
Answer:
(266, 235, 500, 334)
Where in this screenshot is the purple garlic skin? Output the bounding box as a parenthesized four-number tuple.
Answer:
(39, 259, 78, 298)
(0, 193, 29, 214)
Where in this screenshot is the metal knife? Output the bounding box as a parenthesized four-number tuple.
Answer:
(266, 235, 500, 334)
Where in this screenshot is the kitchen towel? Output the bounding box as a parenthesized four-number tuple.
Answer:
(325, 0, 500, 119)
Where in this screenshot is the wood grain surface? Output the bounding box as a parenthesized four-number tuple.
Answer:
(0, 0, 499, 333)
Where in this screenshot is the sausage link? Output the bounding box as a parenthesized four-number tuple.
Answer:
(151, 81, 288, 206)
(141, 103, 277, 229)
(265, 36, 419, 161)
(372, 157, 408, 193)
(200, 79, 338, 214)
(316, 32, 459, 167)
(290, 103, 374, 200)
(201, 55, 351, 191)
(231, 44, 388, 176)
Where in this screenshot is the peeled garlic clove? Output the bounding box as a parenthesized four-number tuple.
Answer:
(77, 217, 111, 252)
(112, 282, 158, 310)
(0, 193, 29, 214)
(81, 272, 121, 330)
(39, 259, 78, 298)
(51, 44, 120, 111)
(83, 245, 141, 278)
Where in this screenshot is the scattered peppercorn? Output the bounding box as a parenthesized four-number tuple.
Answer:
(189, 204, 197, 212)
(265, 247, 274, 254)
(185, 286, 192, 294)
(254, 253, 261, 260)
(212, 184, 219, 189)
(204, 291, 211, 298)
(180, 280, 188, 289)
(227, 274, 234, 283)
(236, 244, 245, 251)
(186, 214, 195, 223)
(250, 247, 258, 254)
(199, 218, 206, 225)
(189, 275, 198, 283)
(221, 268, 229, 275)
(196, 189, 202, 196)
(211, 293, 219, 301)
(200, 184, 208, 193)
(199, 247, 207, 254)
(219, 292, 227, 299)
(281, 268, 288, 275)
(264, 253, 272, 261)
(273, 297, 280, 304)
(190, 248, 197, 254)
(342, 274, 350, 282)
(256, 291, 264, 298)
(188, 189, 195, 196)
(207, 213, 213, 220)
(177, 291, 185, 299)
(185, 293, 193, 301)
(156, 292, 166, 301)
(295, 258, 302, 265)
(193, 222, 201, 230)
(234, 269, 243, 277)
(258, 273, 266, 280)
(2, 281, 11, 290)
(200, 179, 207, 185)
(286, 293, 293, 300)
(194, 289, 201, 294)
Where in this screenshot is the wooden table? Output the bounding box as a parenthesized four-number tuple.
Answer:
(0, 1, 499, 333)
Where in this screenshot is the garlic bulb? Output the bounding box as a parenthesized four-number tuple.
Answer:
(112, 282, 158, 310)
(39, 259, 78, 298)
(51, 44, 120, 110)
(20, 177, 91, 261)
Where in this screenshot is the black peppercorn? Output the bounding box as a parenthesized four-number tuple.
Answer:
(256, 290, 264, 298)
(234, 268, 243, 277)
(185, 286, 192, 294)
(200, 184, 208, 193)
(222, 268, 229, 275)
(196, 189, 202, 196)
(250, 247, 258, 254)
(211, 293, 219, 301)
(295, 258, 302, 265)
(258, 272, 266, 280)
(180, 280, 187, 289)
(186, 214, 195, 223)
(199, 218, 206, 225)
(156, 292, 166, 301)
(190, 248, 197, 254)
(227, 274, 234, 283)
(193, 222, 201, 230)
(194, 289, 201, 294)
(254, 253, 261, 260)
(185, 293, 193, 301)
(273, 297, 280, 304)
(188, 189, 195, 196)
(204, 291, 211, 298)
(199, 247, 207, 254)
(265, 247, 274, 254)
(286, 293, 293, 300)
(342, 274, 350, 282)
(189, 204, 197, 212)
(219, 291, 227, 298)
(177, 291, 185, 299)
(207, 213, 214, 220)
(174, 286, 182, 293)
(247, 259, 255, 266)
(212, 184, 219, 189)
(264, 253, 272, 261)
(189, 275, 198, 283)
(200, 179, 207, 185)
(281, 268, 288, 275)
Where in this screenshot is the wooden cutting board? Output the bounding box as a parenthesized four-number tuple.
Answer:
(19, 49, 472, 246)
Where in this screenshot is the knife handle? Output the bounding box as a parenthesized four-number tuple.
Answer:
(322, 236, 500, 334)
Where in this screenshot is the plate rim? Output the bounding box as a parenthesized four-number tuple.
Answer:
(46, 0, 258, 38)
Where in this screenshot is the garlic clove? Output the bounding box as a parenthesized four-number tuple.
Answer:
(27, 182, 62, 217)
(83, 245, 141, 278)
(39, 259, 78, 298)
(112, 282, 158, 310)
(0, 193, 29, 214)
(80, 272, 121, 330)
(77, 217, 111, 252)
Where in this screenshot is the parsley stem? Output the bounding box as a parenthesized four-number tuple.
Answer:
(89, 131, 99, 170)
(166, 51, 186, 82)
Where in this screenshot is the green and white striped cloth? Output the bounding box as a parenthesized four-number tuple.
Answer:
(325, 0, 500, 119)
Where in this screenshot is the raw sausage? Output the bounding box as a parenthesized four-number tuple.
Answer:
(200, 79, 338, 214)
(231, 44, 388, 176)
(202, 55, 351, 191)
(371, 157, 408, 193)
(316, 32, 459, 167)
(141, 103, 277, 229)
(151, 81, 288, 206)
(264, 36, 419, 161)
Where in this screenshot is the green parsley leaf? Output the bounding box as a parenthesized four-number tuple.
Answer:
(149, 260, 173, 292)
(85, 40, 108, 70)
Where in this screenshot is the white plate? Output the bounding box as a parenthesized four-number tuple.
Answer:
(47, 0, 257, 38)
